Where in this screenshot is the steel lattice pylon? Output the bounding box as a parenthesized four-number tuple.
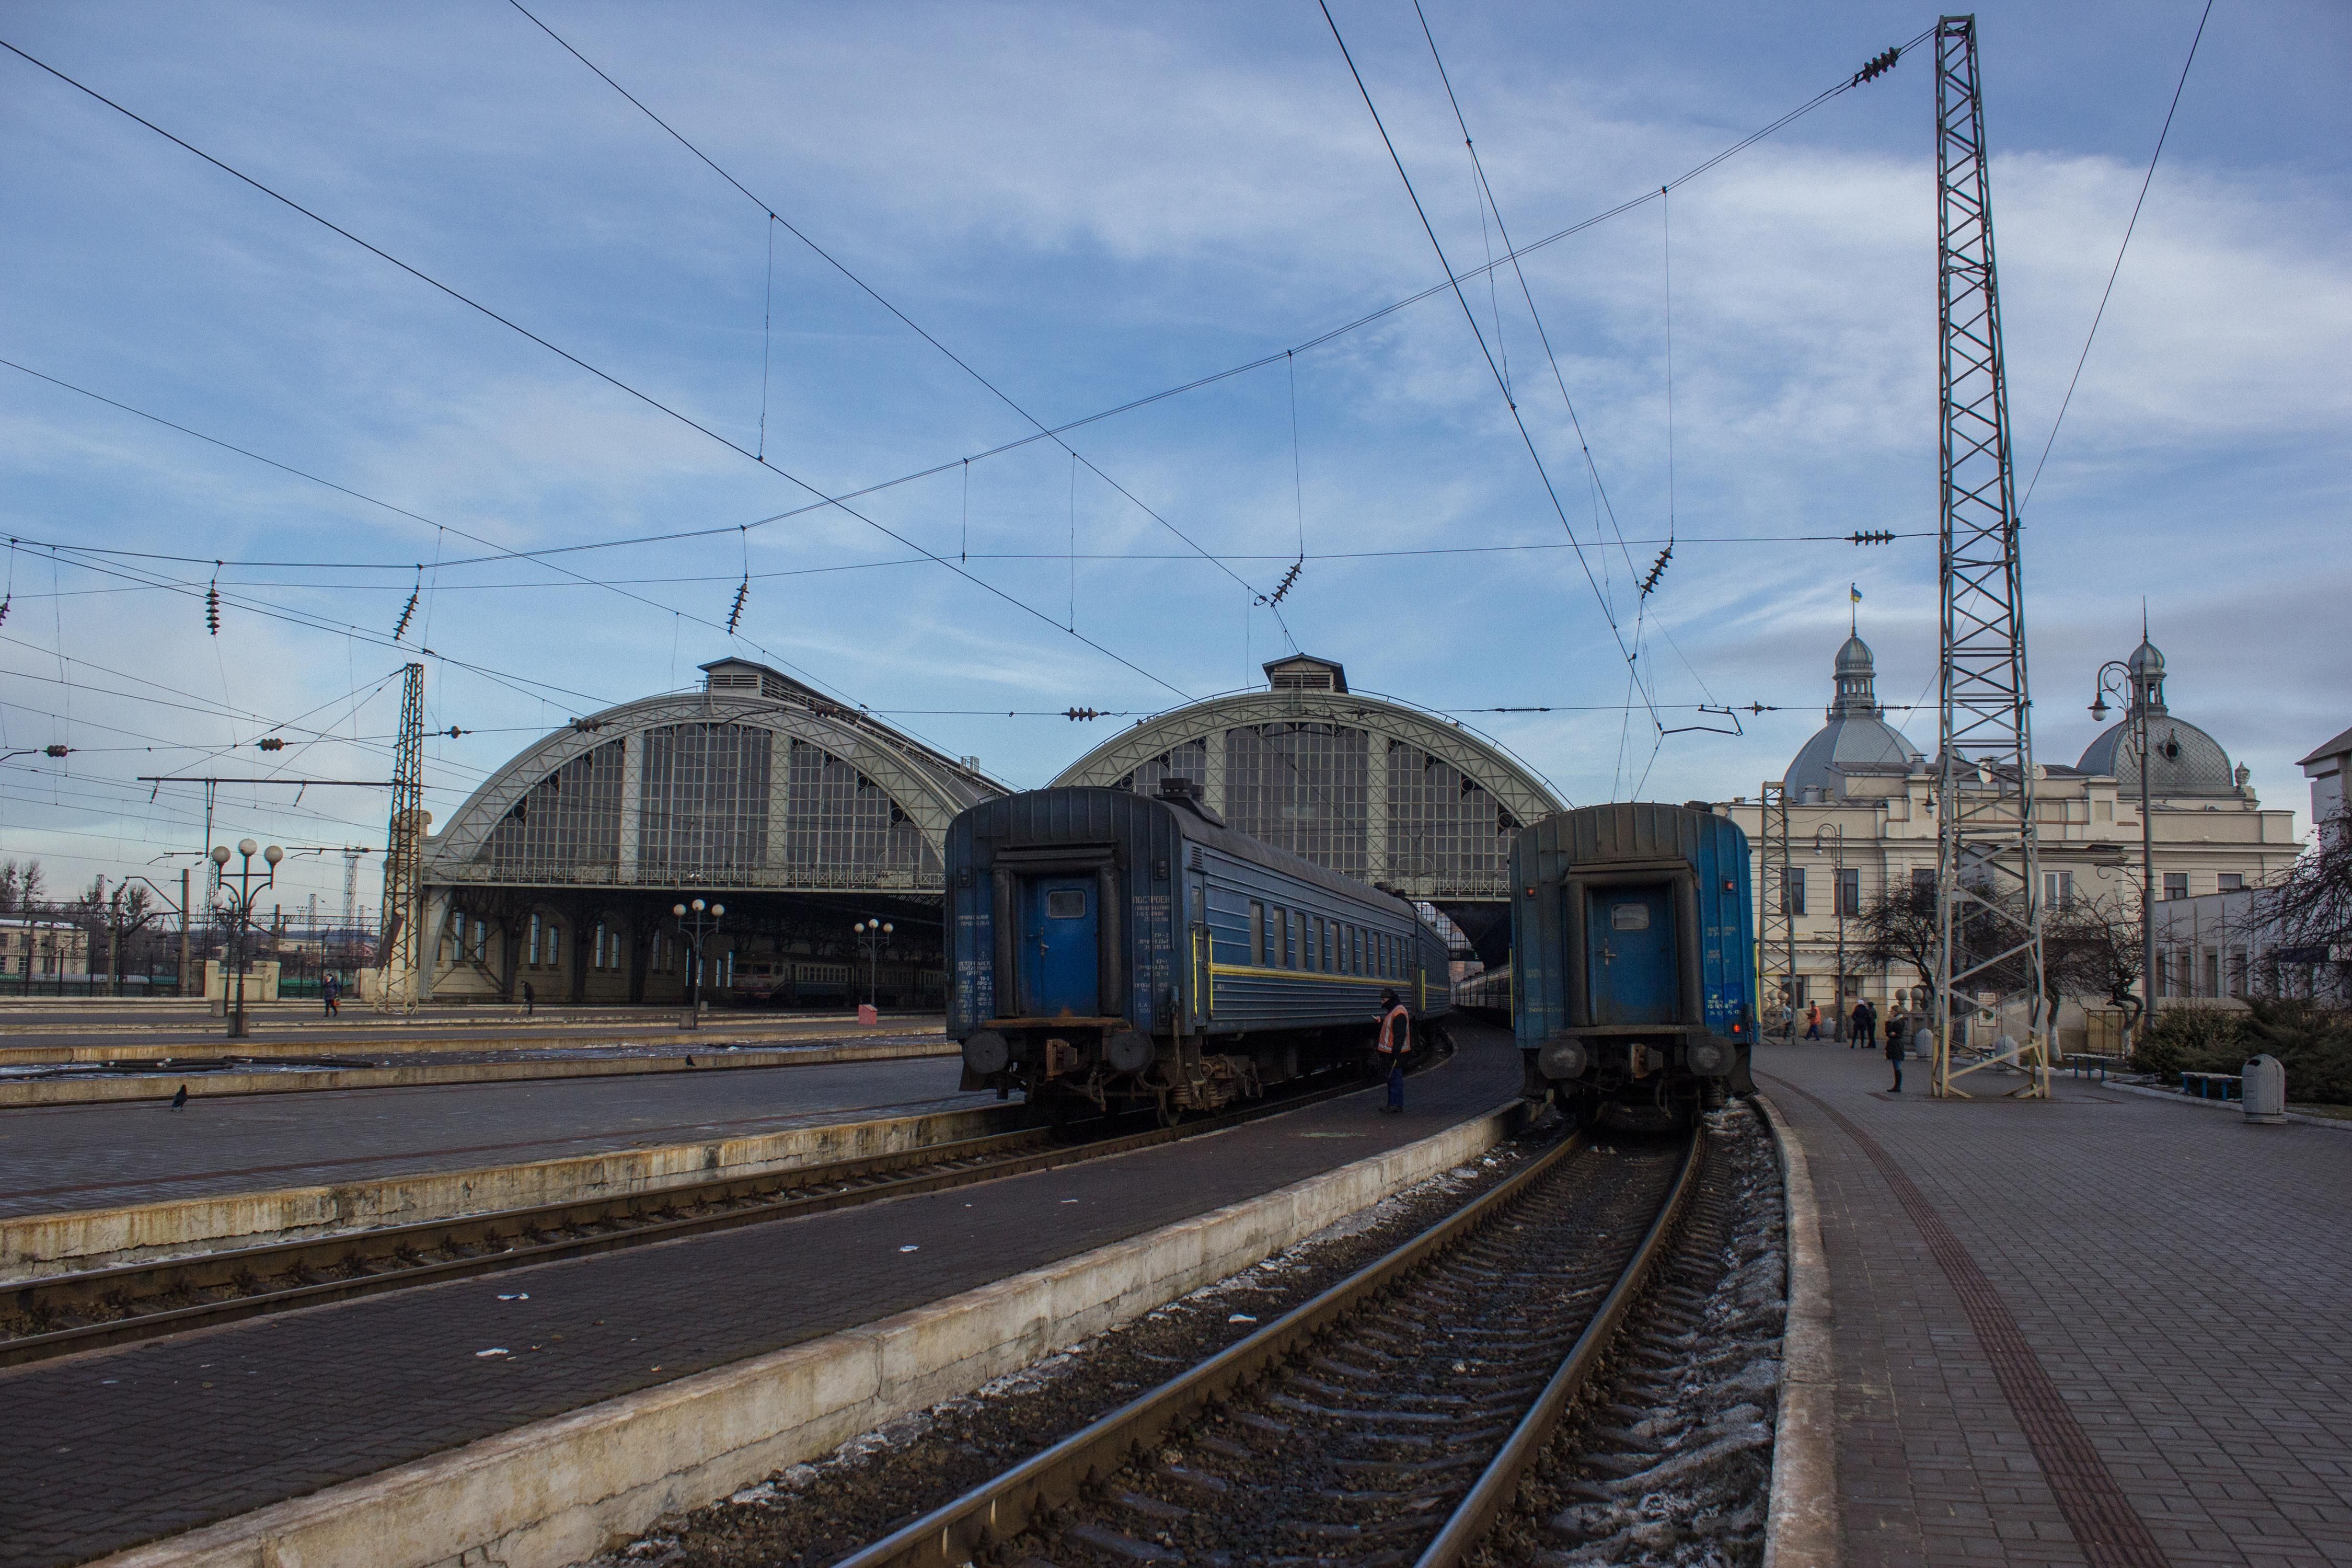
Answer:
(376, 663, 426, 1012)
(1757, 780, 1795, 1034)
(1931, 15, 2047, 1098)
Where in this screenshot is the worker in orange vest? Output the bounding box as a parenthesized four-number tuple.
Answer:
(1376, 988, 1412, 1114)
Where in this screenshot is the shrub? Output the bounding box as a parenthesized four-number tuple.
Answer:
(2131, 1007, 2249, 1082)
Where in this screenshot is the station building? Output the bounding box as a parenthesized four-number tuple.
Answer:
(1721, 632, 2301, 1042)
(1050, 653, 1567, 962)
(411, 659, 1002, 1007)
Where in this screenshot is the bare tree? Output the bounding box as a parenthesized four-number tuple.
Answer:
(2044, 890, 2146, 1034)
(0, 858, 45, 915)
(1855, 882, 1938, 999)
(2254, 806, 2352, 1001)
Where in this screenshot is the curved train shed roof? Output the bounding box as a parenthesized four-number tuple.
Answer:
(1049, 655, 1566, 902)
(423, 659, 1004, 894)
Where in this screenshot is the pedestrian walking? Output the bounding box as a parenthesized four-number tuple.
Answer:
(1849, 997, 1876, 1050)
(1886, 1019, 1907, 1092)
(1375, 989, 1411, 1114)
(321, 972, 340, 1018)
(521, 979, 535, 1016)
(1803, 1003, 1821, 1041)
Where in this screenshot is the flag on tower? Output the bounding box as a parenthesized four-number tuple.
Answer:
(1850, 583, 1863, 603)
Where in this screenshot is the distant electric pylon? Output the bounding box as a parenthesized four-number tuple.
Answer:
(376, 664, 427, 1013)
(1931, 15, 2048, 1099)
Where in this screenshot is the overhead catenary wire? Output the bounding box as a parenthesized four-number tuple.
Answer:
(0, 37, 1195, 705)
(7, 31, 1924, 594)
(503, 0, 1269, 611)
(2021, 0, 2212, 508)
(1317, 0, 1654, 730)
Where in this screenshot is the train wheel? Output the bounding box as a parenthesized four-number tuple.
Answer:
(1154, 1089, 1184, 1129)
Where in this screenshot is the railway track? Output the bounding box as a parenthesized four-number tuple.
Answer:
(828, 1119, 1705, 1568)
(1, 1046, 1447, 1369)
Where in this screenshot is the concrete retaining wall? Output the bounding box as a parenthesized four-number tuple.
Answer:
(0, 1036, 955, 1109)
(92, 1097, 1523, 1568)
(1758, 1092, 1841, 1568)
(4, 1101, 1012, 1283)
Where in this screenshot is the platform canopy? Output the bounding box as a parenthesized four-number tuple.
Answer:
(423, 659, 1004, 895)
(1050, 655, 1567, 904)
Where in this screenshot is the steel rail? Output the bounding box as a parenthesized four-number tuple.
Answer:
(830, 1121, 1698, 1568)
(2, 1052, 1438, 1369)
(1413, 1122, 1706, 1565)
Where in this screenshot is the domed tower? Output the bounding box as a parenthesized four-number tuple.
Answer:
(2077, 637, 2241, 798)
(1784, 634, 1923, 798)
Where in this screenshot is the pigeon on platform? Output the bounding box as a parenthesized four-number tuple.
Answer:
(685, 1056, 697, 1067)
(169, 1085, 189, 1111)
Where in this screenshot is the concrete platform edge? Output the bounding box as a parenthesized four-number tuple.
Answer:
(1755, 1091, 1840, 1568)
(0, 1037, 954, 1109)
(86, 1097, 1525, 1568)
(3, 1102, 1013, 1283)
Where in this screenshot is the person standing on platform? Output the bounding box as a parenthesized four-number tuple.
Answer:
(1375, 989, 1411, 1114)
(321, 972, 340, 1018)
(1850, 997, 1876, 1050)
(1887, 1016, 1908, 1092)
(521, 979, 535, 1017)
(1803, 1003, 1822, 1041)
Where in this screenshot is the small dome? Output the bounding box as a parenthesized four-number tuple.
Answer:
(1787, 631, 1922, 794)
(2078, 717, 2238, 797)
(2127, 638, 2164, 677)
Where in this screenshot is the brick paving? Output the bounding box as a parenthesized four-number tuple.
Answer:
(1758, 1042, 2352, 1567)
(0, 1054, 971, 1220)
(0, 1027, 1522, 1567)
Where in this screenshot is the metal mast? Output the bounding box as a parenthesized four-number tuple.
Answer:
(377, 663, 427, 1011)
(1758, 779, 1795, 1032)
(1931, 15, 2047, 1098)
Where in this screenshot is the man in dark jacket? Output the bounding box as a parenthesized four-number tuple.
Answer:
(1886, 1015, 1909, 1092)
(1849, 997, 1876, 1050)
(1375, 989, 1411, 1114)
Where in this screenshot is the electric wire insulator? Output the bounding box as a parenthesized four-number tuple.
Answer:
(727, 575, 750, 635)
(393, 589, 420, 641)
(1065, 707, 1102, 721)
(1853, 46, 1901, 84)
(1850, 529, 1896, 545)
(1640, 544, 1674, 596)
(256, 737, 285, 752)
(0, 594, 9, 627)
(204, 581, 221, 635)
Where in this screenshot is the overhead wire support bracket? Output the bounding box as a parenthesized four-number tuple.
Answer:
(1657, 704, 1746, 738)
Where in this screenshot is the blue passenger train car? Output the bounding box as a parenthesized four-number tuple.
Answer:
(1512, 803, 1757, 1121)
(947, 781, 1451, 1121)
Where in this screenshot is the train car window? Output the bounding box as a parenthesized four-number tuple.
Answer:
(1276, 908, 1290, 969)
(1250, 901, 1266, 966)
(1046, 890, 1087, 919)
(1310, 917, 1324, 971)
(1322, 923, 1334, 971)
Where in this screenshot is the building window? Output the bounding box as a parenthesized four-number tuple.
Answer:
(2042, 871, 2073, 909)
(2202, 950, 2220, 997)
(2229, 949, 2249, 997)
(1911, 867, 1936, 903)
(2163, 873, 2188, 902)
(528, 914, 543, 966)
(1835, 869, 1860, 917)
(2153, 951, 2171, 998)
(1783, 868, 1806, 917)
(2218, 872, 2244, 893)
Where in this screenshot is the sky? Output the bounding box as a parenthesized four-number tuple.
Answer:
(3, 0, 2347, 919)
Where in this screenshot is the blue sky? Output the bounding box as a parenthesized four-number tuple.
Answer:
(4, 1, 2346, 915)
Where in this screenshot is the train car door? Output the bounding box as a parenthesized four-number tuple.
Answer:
(1588, 884, 1677, 1024)
(1187, 870, 1210, 1023)
(1021, 877, 1100, 1017)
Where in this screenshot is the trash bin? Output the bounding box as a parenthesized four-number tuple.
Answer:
(2243, 1054, 2287, 1124)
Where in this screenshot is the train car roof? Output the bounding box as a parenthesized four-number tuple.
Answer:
(965, 785, 1433, 924)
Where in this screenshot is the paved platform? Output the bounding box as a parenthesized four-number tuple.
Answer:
(0, 1053, 971, 1221)
(0, 1024, 1520, 1568)
(1756, 1041, 2352, 1568)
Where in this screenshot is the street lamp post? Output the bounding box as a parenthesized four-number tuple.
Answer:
(1814, 824, 1847, 1041)
(671, 898, 724, 1030)
(210, 839, 282, 1039)
(2092, 661, 2158, 1051)
(853, 918, 894, 1010)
